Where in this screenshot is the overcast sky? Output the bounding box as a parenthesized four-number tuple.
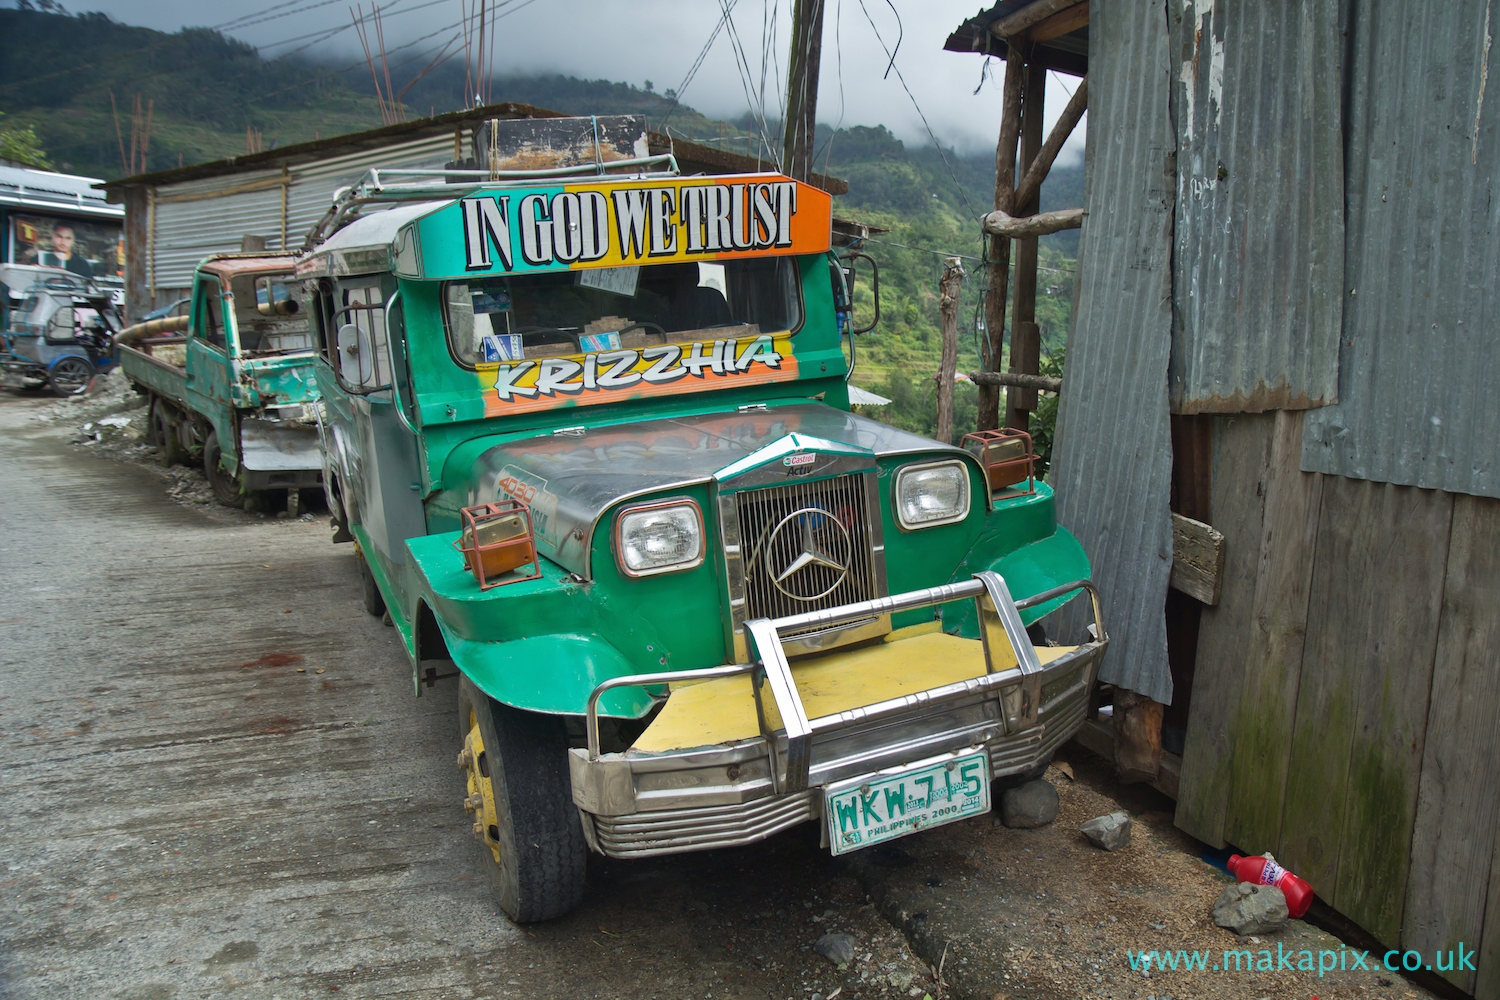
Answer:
(69, 0, 1085, 163)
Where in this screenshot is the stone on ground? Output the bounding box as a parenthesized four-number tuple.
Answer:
(1213, 881, 1289, 935)
(998, 778, 1059, 829)
(1080, 810, 1132, 851)
(813, 931, 856, 966)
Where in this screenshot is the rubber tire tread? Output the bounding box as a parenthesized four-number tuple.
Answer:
(203, 431, 243, 508)
(459, 676, 587, 923)
(359, 554, 386, 617)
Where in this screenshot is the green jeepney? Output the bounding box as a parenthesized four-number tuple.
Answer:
(300, 121, 1107, 922)
(119, 252, 323, 512)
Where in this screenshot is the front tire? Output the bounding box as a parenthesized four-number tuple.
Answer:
(457, 677, 586, 923)
(358, 550, 386, 617)
(48, 357, 93, 397)
(203, 431, 242, 507)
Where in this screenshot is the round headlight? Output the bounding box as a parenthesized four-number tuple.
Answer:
(894, 460, 971, 529)
(616, 500, 704, 576)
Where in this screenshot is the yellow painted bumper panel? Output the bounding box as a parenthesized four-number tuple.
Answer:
(633, 628, 1078, 754)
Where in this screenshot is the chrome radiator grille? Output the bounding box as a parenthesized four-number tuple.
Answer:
(734, 474, 880, 625)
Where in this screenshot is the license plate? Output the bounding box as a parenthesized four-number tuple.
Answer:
(824, 748, 991, 856)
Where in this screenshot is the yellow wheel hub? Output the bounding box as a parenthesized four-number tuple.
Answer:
(458, 709, 503, 865)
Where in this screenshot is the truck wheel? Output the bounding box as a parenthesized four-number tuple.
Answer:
(48, 357, 94, 397)
(202, 431, 243, 507)
(358, 551, 385, 617)
(150, 403, 184, 465)
(457, 677, 586, 923)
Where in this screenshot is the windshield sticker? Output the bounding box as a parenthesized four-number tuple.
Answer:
(578, 265, 639, 296)
(409, 173, 832, 280)
(481, 333, 524, 362)
(477, 332, 798, 416)
(578, 331, 622, 352)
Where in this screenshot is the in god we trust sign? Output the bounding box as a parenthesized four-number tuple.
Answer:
(406, 173, 833, 279)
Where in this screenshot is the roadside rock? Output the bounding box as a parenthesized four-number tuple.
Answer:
(1213, 881, 1288, 935)
(1080, 810, 1132, 851)
(814, 932, 856, 966)
(998, 778, 1059, 829)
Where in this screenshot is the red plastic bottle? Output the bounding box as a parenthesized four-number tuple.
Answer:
(1228, 853, 1314, 918)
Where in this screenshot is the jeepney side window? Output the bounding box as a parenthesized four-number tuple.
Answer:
(309, 280, 337, 367)
(333, 283, 389, 392)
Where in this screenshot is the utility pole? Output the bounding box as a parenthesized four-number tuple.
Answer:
(782, 0, 825, 181)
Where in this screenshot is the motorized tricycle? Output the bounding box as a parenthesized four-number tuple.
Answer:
(301, 116, 1107, 922)
(0, 264, 121, 397)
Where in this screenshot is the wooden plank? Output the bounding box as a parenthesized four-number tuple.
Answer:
(1481, 820, 1500, 999)
(1028, 0, 1089, 42)
(1173, 414, 1274, 847)
(1404, 494, 1500, 994)
(1169, 513, 1224, 605)
(1221, 410, 1322, 856)
(1280, 477, 1451, 947)
(991, 0, 1081, 39)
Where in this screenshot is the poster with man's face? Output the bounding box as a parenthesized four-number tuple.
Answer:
(10, 214, 124, 280)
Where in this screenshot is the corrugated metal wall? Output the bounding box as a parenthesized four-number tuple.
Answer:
(150, 133, 456, 291)
(1302, 0, 1500, 499)
(1168, 0, 1345, 414)
(1050, 0, 1177, 705)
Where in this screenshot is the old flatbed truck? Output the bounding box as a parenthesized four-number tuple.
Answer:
(118, 252, 323, 513)
(300, 121, 1107, 922)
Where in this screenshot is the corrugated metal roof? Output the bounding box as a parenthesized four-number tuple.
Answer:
(1302, 0, 1500, 498)
(0, 164, 121, 218)
(1168, 0, 1345, 414)
(148, 134, 455, 289)
(1049, 0, 1176, 704)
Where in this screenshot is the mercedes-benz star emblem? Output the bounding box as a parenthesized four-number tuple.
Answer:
(764, 506, 851, 601)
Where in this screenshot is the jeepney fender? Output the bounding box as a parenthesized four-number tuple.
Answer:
(945, 526, 1093, 638)
(426, 613, 655, 719)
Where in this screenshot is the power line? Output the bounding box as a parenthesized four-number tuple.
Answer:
(659, 2, 737, 129)
(854, 0, 980, 221)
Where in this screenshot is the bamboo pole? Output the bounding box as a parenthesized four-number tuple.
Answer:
(1008, 61, 1046, 430)
(982, 207, 1086, 239)
(935, 258, 965, 444)
(979, 41, 1026, 432)
(1012, 74, 1089, 212)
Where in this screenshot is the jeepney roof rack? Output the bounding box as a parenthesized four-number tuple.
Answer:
(303, 153, 681, 250)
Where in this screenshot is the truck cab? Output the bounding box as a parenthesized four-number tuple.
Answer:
(300, 122, 1106, 923)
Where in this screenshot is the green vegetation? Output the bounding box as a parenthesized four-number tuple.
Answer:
(0, 112, 50, 168)
(0, 7, 1078, 448)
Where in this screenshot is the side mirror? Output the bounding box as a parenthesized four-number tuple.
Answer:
(840, 251, 880, 334)
(336, 322, 372, 387)
(256, 277, 299, 317)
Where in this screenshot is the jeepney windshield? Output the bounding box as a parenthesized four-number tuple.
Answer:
(443, 257, 800, 367)
(225, 272, 312, 357)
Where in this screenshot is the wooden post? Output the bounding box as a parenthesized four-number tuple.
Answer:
(782, 0, 825, 182)
(935, 258, 965, 444)
(1007, 60, 1046, 431)
(979, 42, 1026, 431)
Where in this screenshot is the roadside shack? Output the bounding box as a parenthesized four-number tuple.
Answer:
(950, 1, 1500, 994)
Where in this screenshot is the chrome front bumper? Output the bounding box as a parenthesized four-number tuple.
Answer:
(568, 573, 1107, 859)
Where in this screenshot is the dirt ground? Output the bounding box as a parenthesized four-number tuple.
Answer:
(0, 375, 1442, 1000)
